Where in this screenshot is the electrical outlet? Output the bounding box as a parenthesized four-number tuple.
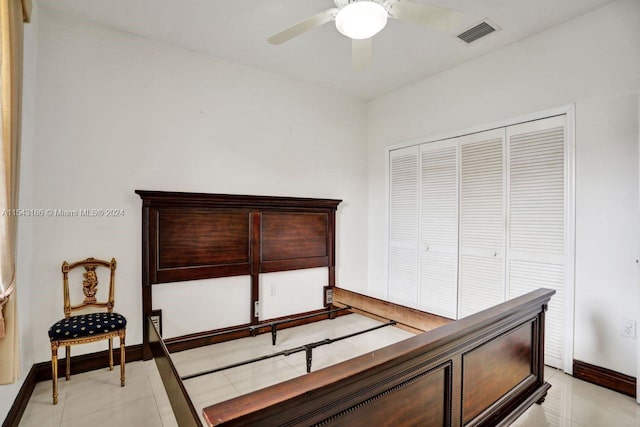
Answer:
(621, 319, 636, 338)
(269, 282, 277, 296)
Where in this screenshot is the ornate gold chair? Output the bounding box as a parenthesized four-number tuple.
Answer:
(47, 257, 126, 404)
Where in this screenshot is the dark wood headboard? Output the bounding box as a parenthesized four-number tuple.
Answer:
(136, 190, 341, 360)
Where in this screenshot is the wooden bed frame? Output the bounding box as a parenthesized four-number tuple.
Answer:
(137, 190, 554, 426)
(148, 288, 554, 426)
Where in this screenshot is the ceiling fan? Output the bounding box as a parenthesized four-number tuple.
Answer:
(267, 0, 463, 70)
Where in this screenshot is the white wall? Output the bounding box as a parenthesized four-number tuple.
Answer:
(574, 94, 639, 375)
(259, 268, 328, 320)
(153, 269, 329, 339)
(153, 276, 252, 339)
(367, 0, 640, 376)
(26, 8, 368, 363)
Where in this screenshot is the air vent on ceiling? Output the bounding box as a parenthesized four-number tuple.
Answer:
(457, 20, 498, 44)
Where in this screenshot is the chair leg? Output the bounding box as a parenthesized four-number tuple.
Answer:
(65, 346, 71, 380)
(109, 337, 114, 371)
(51, 344, 58, 405)
(120, 332, 126, 387)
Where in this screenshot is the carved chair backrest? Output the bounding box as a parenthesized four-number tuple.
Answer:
(61, 257, 117, 318)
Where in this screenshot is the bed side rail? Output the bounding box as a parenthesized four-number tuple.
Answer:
(148, 316, 203, 427)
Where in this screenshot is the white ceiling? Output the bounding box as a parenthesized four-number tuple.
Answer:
(36, 0, 616, 100)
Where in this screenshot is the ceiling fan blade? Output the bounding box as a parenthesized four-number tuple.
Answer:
(268, 8, 338, 45)
(352, 38, 372, 71)
(389, 0, 462, 32)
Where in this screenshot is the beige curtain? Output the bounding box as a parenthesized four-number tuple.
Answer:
(0, 0, 29, 385)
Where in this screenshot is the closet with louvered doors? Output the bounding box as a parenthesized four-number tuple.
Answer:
(458, 129, 507, 319)
(418, 140, 459, 319)
(388, 114, 570, 370)
(388, 146, 420, 308)
(506, 115, 568, 369)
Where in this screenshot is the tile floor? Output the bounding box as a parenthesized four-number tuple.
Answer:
(512, 366, 640, 427)
(18, 314, 640, 426)
(19, 359, 170, 427)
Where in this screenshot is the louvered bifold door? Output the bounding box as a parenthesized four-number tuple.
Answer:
(418, 141, 459, 319)
(388, 146, 419, 308)
(458, 129, 506, 318)
(506, 116, 567, 370)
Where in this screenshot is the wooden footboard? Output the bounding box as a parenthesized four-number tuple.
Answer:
(202, 288, 554, 426)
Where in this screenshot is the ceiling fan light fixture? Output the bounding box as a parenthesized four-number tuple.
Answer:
(335, 1, 388, 40)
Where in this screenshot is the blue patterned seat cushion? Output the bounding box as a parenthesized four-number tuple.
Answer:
(48, 312, 126, 341)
